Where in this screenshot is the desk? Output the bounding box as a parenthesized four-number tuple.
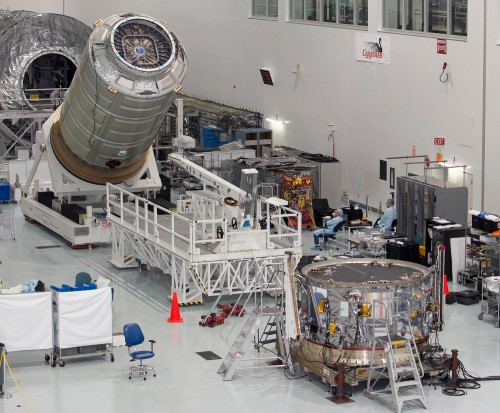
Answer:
(334, 221, 374, 250)
(342, 221, 372, 239)
(348, 235, 387, 258)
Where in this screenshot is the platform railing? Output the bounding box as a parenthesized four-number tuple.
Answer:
(106, 183, 192, 257)
(266, 203, 302, 250)
(0, 87, 68, 110)
(107, 184, 302, 260)
(191, 217, 227, 255)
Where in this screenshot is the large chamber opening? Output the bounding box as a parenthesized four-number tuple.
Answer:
(0, 10, 91, 111)
(22, 53, 76, 109)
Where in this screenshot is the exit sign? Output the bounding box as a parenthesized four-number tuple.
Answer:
(437, 38, 447, 54)
(259, 69, 274, 85)
(434, 137, 446, 145)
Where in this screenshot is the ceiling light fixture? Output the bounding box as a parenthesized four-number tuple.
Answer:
(265, 114, 289, 125)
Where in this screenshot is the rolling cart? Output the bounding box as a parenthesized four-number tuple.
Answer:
(0, 292, 53, 363)
(478, 276, 500, 328)
(51, 286, 114, 366)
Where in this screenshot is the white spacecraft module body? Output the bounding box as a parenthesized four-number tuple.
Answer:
(49, 13, 188, 188)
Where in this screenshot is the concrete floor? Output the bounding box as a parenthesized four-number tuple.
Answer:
(0, 203, 499, 413)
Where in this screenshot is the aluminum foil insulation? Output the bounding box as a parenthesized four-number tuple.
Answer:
(0, 10, 92, 110)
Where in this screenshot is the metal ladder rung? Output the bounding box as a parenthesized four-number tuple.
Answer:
(394, 380, 420, 388)
(260, 306, 281, 315)
(395, 366, 415, 373)
(398, 394, 426, 402)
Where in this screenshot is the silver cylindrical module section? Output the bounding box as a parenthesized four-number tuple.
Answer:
(51, 13, 187, 184)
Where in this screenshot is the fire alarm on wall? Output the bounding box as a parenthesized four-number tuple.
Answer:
(259, 68, 275, 85)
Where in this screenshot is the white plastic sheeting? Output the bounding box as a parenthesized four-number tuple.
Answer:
(0, 292, 52, 352)
(54, 287, 112, 349)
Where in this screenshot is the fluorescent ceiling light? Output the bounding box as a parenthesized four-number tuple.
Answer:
(265, 117, 289, 125)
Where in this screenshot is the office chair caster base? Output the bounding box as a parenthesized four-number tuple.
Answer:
(129, 364, 156, 380)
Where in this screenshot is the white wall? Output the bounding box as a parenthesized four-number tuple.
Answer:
(484, 0, 500, 212)
(0, 0, 493, 211)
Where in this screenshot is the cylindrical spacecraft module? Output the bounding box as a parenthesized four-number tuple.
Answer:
(50, 13, 187, 184)
(292, 258, 439, 383)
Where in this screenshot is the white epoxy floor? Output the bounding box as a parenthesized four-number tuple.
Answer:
(0, 203, 499, 413)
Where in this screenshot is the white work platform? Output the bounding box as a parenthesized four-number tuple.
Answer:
(106, 184, 302, 304)
(112, 196, 297, 260)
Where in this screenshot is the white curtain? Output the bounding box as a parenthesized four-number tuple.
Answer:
(0, 292, 52, 352)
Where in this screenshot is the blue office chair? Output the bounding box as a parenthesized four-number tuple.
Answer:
(75, 272, 92, 286)
(324, 220, 345, 242)
(123, 323, 156, 380)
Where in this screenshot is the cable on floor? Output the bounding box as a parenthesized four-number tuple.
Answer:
(437, 355, 482, 396)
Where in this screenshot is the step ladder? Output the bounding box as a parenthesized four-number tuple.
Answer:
(218, 265, 278, 344)
(258, 316, 277, 346)
(217, 306, 293, 380)
(257, 295, 283, 347)
(365, 298, 428, 413)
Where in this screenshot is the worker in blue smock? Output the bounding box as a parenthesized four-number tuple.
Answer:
(378, 198, 397, 234)
(313, 209, 343, 246)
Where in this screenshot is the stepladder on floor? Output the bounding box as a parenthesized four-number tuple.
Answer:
(217, 306, 294, 381)
(364, 298, 428, 413)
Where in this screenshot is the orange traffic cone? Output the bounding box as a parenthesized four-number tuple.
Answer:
(167, 292, 184, 323)
(443, 275, 450, 295)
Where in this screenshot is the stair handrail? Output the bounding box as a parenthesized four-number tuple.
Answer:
(219, 261, 280, 344)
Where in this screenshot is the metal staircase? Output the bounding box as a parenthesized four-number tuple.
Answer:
(365, 298, 428, 413)
(258, 316, 277, 346)
(217, 306, 293, 381)
(257, 294, 284, 347)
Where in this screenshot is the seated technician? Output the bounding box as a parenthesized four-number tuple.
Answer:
(313, 209, 343, 246)
(378, 198, 397, 234)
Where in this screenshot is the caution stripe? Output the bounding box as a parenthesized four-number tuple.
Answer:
(179, 301, 204, 306)
(190, 266, 209, 295)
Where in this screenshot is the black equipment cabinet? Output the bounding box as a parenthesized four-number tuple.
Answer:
(425, 218, 466, 280)
(385, 240, 420, 264)
(397, 175, 468, 242)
